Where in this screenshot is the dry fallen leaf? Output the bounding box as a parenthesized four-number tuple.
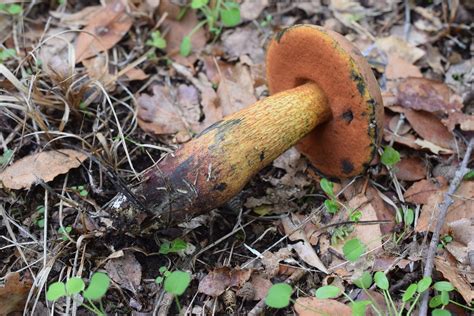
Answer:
(294, 297, 352, 316)
(240, 0, 268, 21)
(220, 26, 265, 64)
(333, 194, 383, 254)
(376, 36, 426, 64)
(249, 273, 272, 301)
(136, 85, 188, 137)
(404, 109, 455, 150)
(0, 272, 33, 315)
(197, 267, 252, 297)
(261, 248, 292, 276)
(0, 149, 88, 190)
(415, 181, 473, 234)
(217, 63, 256, 116)
(435, 257, 474, 304)
(442, 112, 474, 132)
(75, 0, 133, 63)
(397, 77, 463, 113)
(270, 148, 311, 188)
(105, 252, 142, 293)
(386, 54, 422, 80)
(404, 177, 448, 205)
(394, 156, 427, 181)
(282, 215, 328, 273)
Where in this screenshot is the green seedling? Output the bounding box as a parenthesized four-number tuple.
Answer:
(47, 272, 110, 316)
(58, 226, 72, 241)
(437, 234, 453, 249)
(147, 31, 167, 50)
(179, 0, 241, 56)
(71, 185, 89, 197)
(0, 49, 16, 62)
(265, 283, 292, 309)
(35, 206, 45, 228)
(0, 4, 23, 15)
(155, 269, 191, 311)
(381, 146, 400, 167)
(463, 169, 474, 180)
(159, 238, 188, 255)
(260, 14, 273, 27)
(0, 149, 13, 167)
(343, 238, 366, 262)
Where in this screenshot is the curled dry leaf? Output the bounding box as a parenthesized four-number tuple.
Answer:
(0, 272, 33, 315)
(104, 252, 142, 293)
(404, 109, 455, 150)
(442, 112, 474, 132)
(240, 0, 268, 21)
(397, 77, 463, 113)
(217, 63, 257, 116)
(294, 297, 352, 316)
(0, 149, 88, 190)
(75, 0, 133, 63)
(197, 267, 252, 297)
(415, 181, 473, 234)
(221, 26, 265, 64)
(435, 257, 474, 304)
(376, 36, 426, 64)
(394, 156, 427, 181)
(404, 176, 448, 205)
(136, 85, 188, 136)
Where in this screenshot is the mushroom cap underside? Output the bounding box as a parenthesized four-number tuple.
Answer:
(266, 24, 384, 178)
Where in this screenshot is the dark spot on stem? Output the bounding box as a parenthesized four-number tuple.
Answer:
(342, 110, 353, 123)
(260, 151, 265, 161)
(213, 183, 227, 191)
(341, 159, 354, 174)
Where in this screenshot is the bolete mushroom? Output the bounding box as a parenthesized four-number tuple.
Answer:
(114, 25, 383, 223)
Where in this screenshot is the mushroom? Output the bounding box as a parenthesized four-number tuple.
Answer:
(117, 25, 383, 223)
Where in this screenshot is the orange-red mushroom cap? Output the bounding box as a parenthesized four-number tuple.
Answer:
(266, 25, 383, 178)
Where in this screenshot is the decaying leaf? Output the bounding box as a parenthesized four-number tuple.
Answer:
(0, 149, 88, 190)
(404, 109, 455, 150)
(249, 273, 272, 300)
(261, 248, 293, 276)
(386, 54, 422, 80)
(220, 26, 264, 64)
(0, 272, 33, 315)
(404, 177, 448, 205)
(105, 252, 142, 293)
(415, 181, 473, 234)
(442, 112, 474, 132)
(240, 0, 268, 21)
(282, 215, 328, 273)
(198, 267, 252, 297)
(75, 0, 133, 62)
(394, 156, 427, 181)
(294, 297, 352, 316)
(397, 77, 463, 113)
(435, 257, 474, 304)
(217, 63, 256, 116)
(376, 36, 426, 64)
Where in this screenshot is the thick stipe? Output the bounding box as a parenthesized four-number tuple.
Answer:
(137, 83, 330, 219)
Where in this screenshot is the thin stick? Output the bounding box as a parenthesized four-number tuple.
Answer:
(418, 137, 473, 316)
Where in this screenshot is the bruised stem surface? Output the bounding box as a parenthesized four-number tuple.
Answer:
(136, 82, 331, 222)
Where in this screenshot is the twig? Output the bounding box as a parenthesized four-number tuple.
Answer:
(418, 137, 473, 316)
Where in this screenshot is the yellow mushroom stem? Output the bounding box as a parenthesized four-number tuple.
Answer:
(137, 82, 332, 221)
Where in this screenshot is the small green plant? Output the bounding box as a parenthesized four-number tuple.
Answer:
(159, 238, 188, 255)
(463, 169, 474, 180)
(0, 49, 16, 62)
(437, 234, 453, 249)
(342, 238, 366, 262)
(155, 269, 191, 311)
(179, 0, 241, 56)
(146, 31, 167, 50)
(35, 206, 45, 228)
(265, 283, 292, 309)
(0, 3, 23, 15)
(0, 149, 13, 167)
(381, 146, 400, 167)
(71, 185, 88, 197)
(46, 272, 110, 316)
(260, 14, 273, 27)
(320, 178, 340, 214)
(58, 226, 72, 241)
